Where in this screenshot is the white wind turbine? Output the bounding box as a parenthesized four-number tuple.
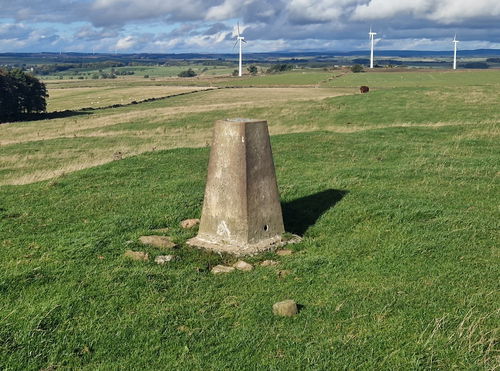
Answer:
(452, 34, 459, 70)
(233, 22, 247, 77)
(369, 27, 377, 69)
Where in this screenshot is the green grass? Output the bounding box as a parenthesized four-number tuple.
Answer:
(216, 70, 332, 86)
(41, 64, 235, 80)
(1, 79, 498, 185)
(325, 70, 500, 88)
(1, 69, 499, 369)
(1, 124, 498, 369)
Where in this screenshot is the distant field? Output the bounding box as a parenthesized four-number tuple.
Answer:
(325, 69, 500, 88)
(215, 71, 333, 87)
(46, 85, 212, 111)
(1, 70, 499, 186)
(41, 64, 242, 80)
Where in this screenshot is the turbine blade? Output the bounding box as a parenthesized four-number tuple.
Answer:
(237, 22, 240, 36)
(233, 39, 238, 50)
(242, 39, 247, 43)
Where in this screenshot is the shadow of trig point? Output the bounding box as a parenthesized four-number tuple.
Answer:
(187, 118, 300, 256)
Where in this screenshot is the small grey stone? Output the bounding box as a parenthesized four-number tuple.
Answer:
(154, 255, 175, 264)
(233, 260, 253, 271)
(180, 219, 200, 229)
(276, 249, 293, 256)
(124, 250, 149, 261)
(273, 300, 298, 317)
(139, 235, 176, 249)
(211, 265, 235, 274)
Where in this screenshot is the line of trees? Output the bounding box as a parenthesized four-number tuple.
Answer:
(0, 68, 48, 123)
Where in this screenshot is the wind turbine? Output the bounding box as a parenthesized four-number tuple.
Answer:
(233, 22, 247, 77)
(452, 34, 459, 70)
(369, 27, 376, 69)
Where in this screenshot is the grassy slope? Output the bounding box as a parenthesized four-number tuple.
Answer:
(1, 77, 497, 185)
(1, 124, 498, 369)
(1, 69, 499, 369)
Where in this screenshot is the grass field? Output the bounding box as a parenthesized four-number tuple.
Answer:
(46, 85, 211, 111)
(41, 64, 239, 80)
(324, 69, 499, 88)
(0, 69, 499, 369)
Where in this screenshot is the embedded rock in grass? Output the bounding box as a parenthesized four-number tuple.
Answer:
(154, 255, 175, 264)
(124, 250, 149, 261)
(276, 249, 293, 256)
(260, 260, 279, 266)
(233, 260, 253, 271)
(180, 219, 200, 229)
(272, 300, 298, 317)
(211, 265, 235, 274)
(139, 235, 176, 249)
(277, 270, 291, 278)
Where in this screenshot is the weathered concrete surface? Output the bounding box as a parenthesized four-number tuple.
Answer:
(187, 118, 287, 255)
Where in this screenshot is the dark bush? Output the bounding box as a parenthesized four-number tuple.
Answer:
(351, 64, 364, 73)
(0, 68, 48, 123)
(178, 68, 197, 77)
(247, 65, 258, 75)
(267, 64, 293, 73)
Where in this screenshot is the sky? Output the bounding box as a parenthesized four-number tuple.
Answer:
(0, 0, 499, 53)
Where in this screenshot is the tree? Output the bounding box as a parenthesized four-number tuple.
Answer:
(266, 64, 293, 74)
(351, 64, 364, 73)
(178, 68, 197, 77)
(247, 65, 258, 75)
(0, 68, 48, 123)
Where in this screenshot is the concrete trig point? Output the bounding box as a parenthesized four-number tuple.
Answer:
(188, 118, 292, 255)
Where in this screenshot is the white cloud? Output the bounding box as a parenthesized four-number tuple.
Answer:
(206, 0, 245, 21)
(288, 0, 361, 23)
(351, 0, 500, 23)
(0, 0, 499, 52)
(116, 35, 137, 50)
(429, 0, 500, 23)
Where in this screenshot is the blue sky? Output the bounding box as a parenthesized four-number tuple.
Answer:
(0, 0, 499, 53)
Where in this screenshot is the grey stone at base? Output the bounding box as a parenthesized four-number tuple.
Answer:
(187, 234, 296, 256)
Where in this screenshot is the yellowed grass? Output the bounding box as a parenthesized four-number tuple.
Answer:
(46, 86, 211, 111)
(2, 82, 491, 186)
(2, 119, 483, 186)
(1, 87, 353, 147)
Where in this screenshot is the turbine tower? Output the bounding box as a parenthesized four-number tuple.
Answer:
(233, 22, 247, 77)
(452, 34, 459, 70)
(369, 28, 377, 69)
